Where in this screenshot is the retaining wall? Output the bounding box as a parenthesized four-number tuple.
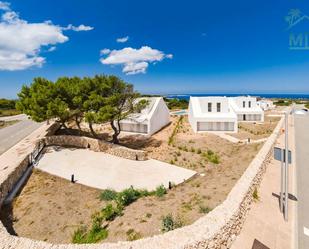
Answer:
(43, 135, 148, 161)
(0, 117, 284, 249)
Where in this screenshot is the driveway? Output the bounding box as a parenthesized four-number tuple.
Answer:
(36, 146, 197, 191)
(0, 114, 42, 155)
(294, 112, 309, 249)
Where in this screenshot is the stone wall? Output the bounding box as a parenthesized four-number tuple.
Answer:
(43, 135, 148, 161)
(0, 117, 284, 249)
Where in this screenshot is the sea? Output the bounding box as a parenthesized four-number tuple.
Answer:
(165, 93, 309, 101)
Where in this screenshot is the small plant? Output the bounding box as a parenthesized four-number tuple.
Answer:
(100, 189, 117, 201)
(116, 186, 143, 206)
(252, 187, 259, 200)
(170, 159, 174, 164)
(197, 148, 202, 154)
(146, 213, 152, 218)
(126, 228, 142, 241)
(199, 205, 212, 214)
(190, 147, 195, 153)
(101, 203, 121, 221)
(176, 151, 181, 156)
(72, 213, 108, 244)
(155, 184, 167, 197)
(161, 214, 184, 232)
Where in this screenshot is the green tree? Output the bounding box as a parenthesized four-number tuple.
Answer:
(16, 77, 54, 122)
(96, 76, 147, 144)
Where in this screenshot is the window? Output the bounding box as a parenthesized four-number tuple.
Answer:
(217, 102, 221, 112)
(243, 101, 246, 108)
(208, 102, 212, 112)
(249, 101, 251, 108)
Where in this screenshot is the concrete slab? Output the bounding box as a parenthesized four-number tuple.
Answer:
(36, 146, 196, 191)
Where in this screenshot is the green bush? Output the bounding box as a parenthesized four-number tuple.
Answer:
(161, 214, 184, 232)
(202, 150, 220, 164)
(101, 203, 121, 221)
(155, 185, 167, 197)
(100, 189, 118, 201)
(126, 228, 142, 241)
(199, 205, 212, 214)
(116, 187, 143, 206)
(72, 214, 108, 244)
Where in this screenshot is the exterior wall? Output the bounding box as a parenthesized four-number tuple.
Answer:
(188, 99, 197, 132)
(232, 96, 258, 109)
(198, 97, 230, 113)
(0, 116, 285, 249)
(44, 135, 148, 161)
(148, 98, 170, 135)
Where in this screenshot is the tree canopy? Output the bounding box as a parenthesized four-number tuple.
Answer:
(16, 75, 146, 144)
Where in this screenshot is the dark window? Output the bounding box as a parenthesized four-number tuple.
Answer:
(208, 102, 212, 112)
(243, 101, 246, 108)
(217, 102, 221, 112)
(249, 101, 251, 108)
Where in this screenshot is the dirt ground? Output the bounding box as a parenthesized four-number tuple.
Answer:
(0, 120, 19, 129)
(227, 116, 280, 140)
(1, 115, 270, 243)
(0, 169, 104, 243)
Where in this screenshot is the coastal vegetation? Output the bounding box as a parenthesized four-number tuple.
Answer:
(164, 98, 188, 110)
(16, 75, 147, 144)
(0, 98, 21, 117)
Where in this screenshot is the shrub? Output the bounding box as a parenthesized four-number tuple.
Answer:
(253, 187, 259, 200)
(199, 205, 212, 214)
(161, 214, 184, 232)
(170, 159, 174, 164)
(116, 187, 143, 206)
(100, 189, 117, 201)
(196, 148, 202, 154)
(155, 184, 167, 197)
(126, 228, 142, 241)
(202, 150, 220, 164)
(190, 147, 195, 152)
(146, 213, 152, 218)
(72, 214, 108, 244)
(101, 203, 121, 221)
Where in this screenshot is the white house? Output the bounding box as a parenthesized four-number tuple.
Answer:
(188, 97, 238, 133)
(229, 96, 264, 122)
(257, 99, 275, 111)
(118, 97, 170, 135)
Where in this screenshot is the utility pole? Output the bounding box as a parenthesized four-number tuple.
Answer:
(284, 111, 289, 221)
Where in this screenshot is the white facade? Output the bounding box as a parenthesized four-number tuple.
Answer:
(257, 99, 275, 111)
(229, 96, 264, 122)
(188, 97, 238, 133)
(119, 97, 170, 135)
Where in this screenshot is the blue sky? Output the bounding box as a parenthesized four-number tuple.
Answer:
(0, 0, 309, 98)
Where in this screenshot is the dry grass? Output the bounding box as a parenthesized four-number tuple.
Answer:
(0, 120, 20, 129)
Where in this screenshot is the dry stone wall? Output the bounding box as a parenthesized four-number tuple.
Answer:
(43, 135, 148, 161)
(0, 117, 284, 249)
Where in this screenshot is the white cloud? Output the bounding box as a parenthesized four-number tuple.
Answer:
(116, 36, 129, 43)
(100, 46, 172, 75)
(63, 24, 94, 32)
(0, 1, 93, 71)
(48, 46, 56, 52)
(100, 48, 111, 55)
(0, 1, 10, 11)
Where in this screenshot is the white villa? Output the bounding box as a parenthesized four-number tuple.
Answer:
(188, 96, 264, 133)
(229, 96, 264, 122)
(188, 96, 238, 133)
(118, 97, 170, 135)
(257, 99, 275, 111)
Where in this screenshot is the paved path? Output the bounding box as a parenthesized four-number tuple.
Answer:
(0, 114, 42, 155)
(231, 115, 295, 249)
(36, 147, 197, 191)
(294, 113, 309, 249)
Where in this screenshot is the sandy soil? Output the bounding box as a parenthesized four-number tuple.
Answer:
(1, 115, 265, 243)
(0, 169, 104, 243)
(227, 116, 280, 140)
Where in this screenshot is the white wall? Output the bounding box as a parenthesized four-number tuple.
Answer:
(199, 97, 230, 113)
(149, 98, 170, 135)
(232, 96, 258, 109)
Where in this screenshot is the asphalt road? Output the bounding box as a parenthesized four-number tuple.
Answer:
(294, 112, 309, 249)
(0, 114, 42, 155)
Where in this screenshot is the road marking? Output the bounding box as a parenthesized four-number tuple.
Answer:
(304, 227, 309, 237)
